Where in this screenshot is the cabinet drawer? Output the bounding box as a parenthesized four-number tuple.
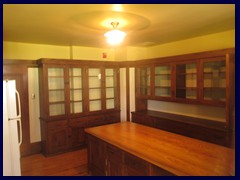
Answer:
(69, 118, 87, 127)
(48, 120, 68, 130)
(124, 152, 148, 175)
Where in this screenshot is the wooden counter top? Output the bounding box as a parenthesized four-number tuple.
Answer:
(85, 122, 235, 176)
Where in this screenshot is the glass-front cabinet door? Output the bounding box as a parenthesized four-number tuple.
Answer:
(154, 65, 172, 98)
(47, 67, 65, 116)
(105, 68, 117, 110)
(136, 67, 151, 97)
(175, 62, 198, 100)
(202, 59, 226, 105)
(69, 68, 83, 114)
(88, 68, 102, 112)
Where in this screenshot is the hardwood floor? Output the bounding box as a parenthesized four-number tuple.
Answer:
(21, 148, 88, 176)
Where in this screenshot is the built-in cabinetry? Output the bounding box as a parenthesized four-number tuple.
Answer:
(86, 122, 234, 176)
(87, 134, 174, 176)
(132, 110, 233, 147)
(135, 49, 235, 132)
(38, 59, 120, 155)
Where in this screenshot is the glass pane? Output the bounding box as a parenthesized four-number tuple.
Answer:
(155, 87, 171, 97)
(49, 90, 64, 102)
(70, 90, 82, 101)
(106, 69, 114, 76)
(48, 77, 64, 89)
(70, 102, 83, 113)
(106, 99, 115, 109)
(89, 77, 101, 88)
(70, 77, 82, 89)
(106, 77, 114, 87)
(89, 100, 101, 111)
(48, 68, 64, 76)
(89, 89, 101, 99)
(89, 68, 101, 76)
(155, 66, 170, 74)
(186, 89, 197, 99)
(49, 104, 65, 116)
(69, 68, 82, 76)
(106, 88, 115, 98)
(203, 60, 226, 101)
(155, 75, 171, 86)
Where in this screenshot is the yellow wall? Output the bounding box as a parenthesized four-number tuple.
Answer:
(3, 41, 70, 60)
(3, 29, 234, 61)
(147, 30, 235, 59)
(71, 46, 115, 61)
(3, 41, 116, 61)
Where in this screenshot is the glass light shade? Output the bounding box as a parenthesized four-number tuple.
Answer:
(104, 29, 126, 45)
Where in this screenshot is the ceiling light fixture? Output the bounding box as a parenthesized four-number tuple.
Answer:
(104, 22, 126, 45)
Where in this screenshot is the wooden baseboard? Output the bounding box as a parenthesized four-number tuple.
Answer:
(21, 142, 42, 157)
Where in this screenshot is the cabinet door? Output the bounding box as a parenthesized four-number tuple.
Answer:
(47, 120, 68, 154)
(154, 64, 172, 99)
(105, 68, 118, 110)
(106, 144, 123, 176)
(135, 67, 151, 97)
(69, 67, 84, 114)
(87, 135, 106, 176)
(123, 152, 148, 176)
(201, 59, 226, 106)
(88, 68, 102, 112)
(47, 67, 66, 116)
(69, 118, 87, 149)
(175, 62, 198, 100)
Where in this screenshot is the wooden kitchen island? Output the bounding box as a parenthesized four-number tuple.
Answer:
(85, 122, 235, 176)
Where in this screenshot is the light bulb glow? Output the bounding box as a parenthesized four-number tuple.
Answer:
(104, 29, 126, 45)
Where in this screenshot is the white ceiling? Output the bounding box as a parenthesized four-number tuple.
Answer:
(3, 4, 235, 48)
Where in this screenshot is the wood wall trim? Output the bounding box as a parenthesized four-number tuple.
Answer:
(3, 59, 38, 67)
(119, 48, 235, 67)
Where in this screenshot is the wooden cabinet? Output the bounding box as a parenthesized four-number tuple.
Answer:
(86, 134, 174, 176)
(131, 110, 233, 147)
(106, 144, 123, 176)
(38, 59, 120, 155)
(87, 135, 106, 176)
(200, 57, 227, 106)
(135, 49, 235, 130)
(175, 61, 198, 101)
(135, 66, 151, 97)
(154, 64, 173, 99)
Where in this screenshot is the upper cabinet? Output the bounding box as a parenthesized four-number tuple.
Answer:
(200, 57, 226, 106)
(154, 64, 172, 99)
(134, 48, 234, 130)
(135, 66, 151, 97)
(175, 61, 198, 101)
(135, 49, 234, 108)
(47, 66, 66, 116)
(38, 60, 120, 120)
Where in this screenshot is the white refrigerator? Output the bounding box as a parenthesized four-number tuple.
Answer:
(3, 80, 22, 176)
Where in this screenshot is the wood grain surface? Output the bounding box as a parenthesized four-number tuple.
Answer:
(85, 122, 235, 176)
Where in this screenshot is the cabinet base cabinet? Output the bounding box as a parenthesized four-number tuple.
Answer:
(131, 110, 232, 147)
(87, 134, 175, 176)
(40, 112, 120, 156)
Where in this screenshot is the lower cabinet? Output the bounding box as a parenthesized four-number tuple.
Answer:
(87, 134, 174, 176)
(40, 112, 120, 156)
(131, 111, 232, 147)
